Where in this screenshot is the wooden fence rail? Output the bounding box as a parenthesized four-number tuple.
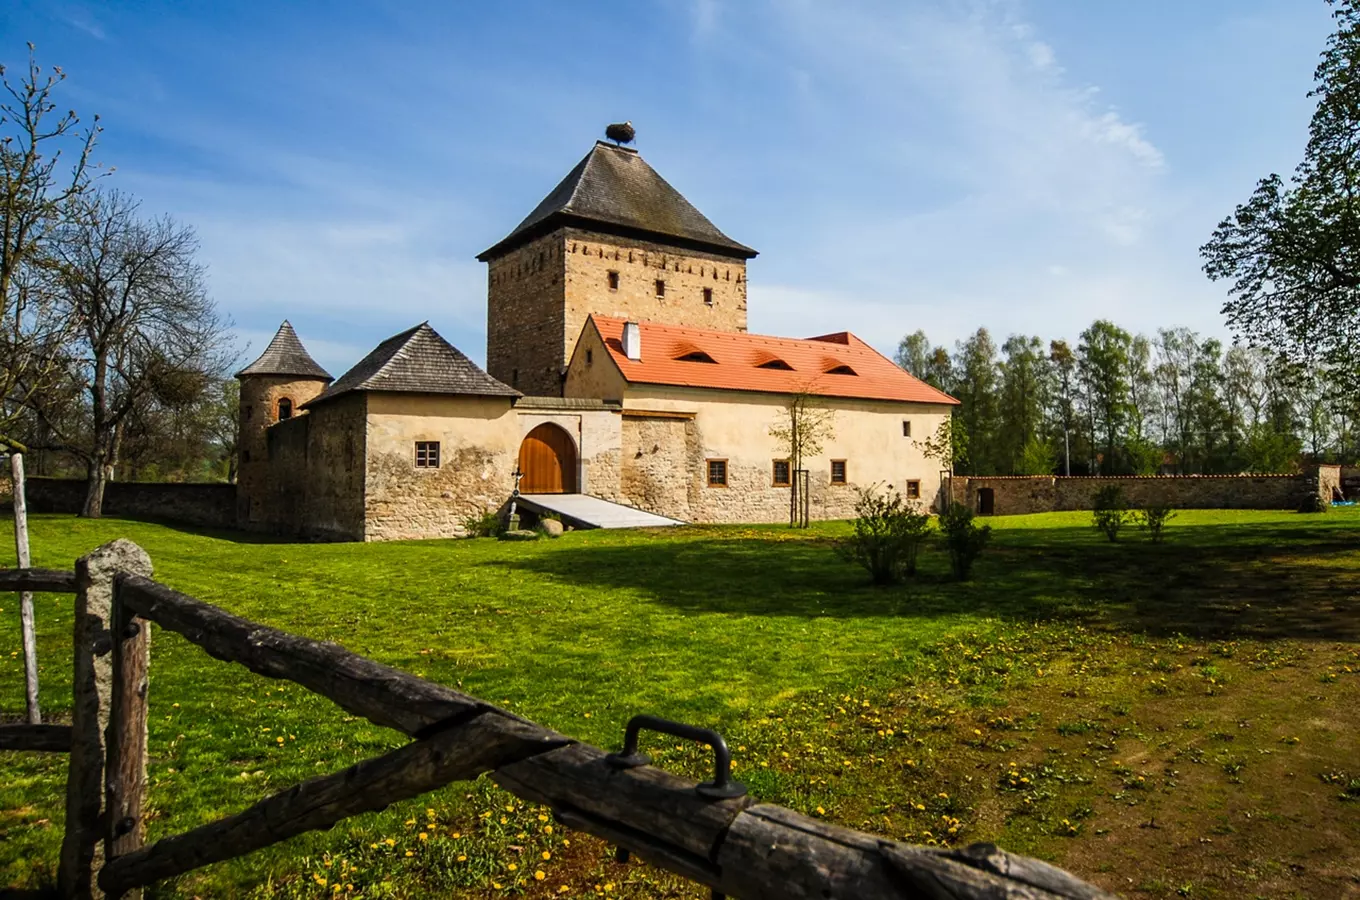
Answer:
(3, 541, 1119, 900)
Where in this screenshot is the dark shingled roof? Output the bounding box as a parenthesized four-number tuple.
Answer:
(236, 321, 333, 381)
(478, 141, 756, 261)
(304, 322, 519, 408)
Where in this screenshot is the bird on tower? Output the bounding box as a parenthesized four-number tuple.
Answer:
(605, 121, 635, 145)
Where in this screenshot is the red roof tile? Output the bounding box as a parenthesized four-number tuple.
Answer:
(588, 316, 959, 405)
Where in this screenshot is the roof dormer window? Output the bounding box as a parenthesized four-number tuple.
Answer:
(826, 364, 858, 376)
(757, 358, 794, 370)
(676, 350, 717, 364)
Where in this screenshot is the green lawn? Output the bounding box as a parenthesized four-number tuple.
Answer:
(2, 510, 1359, 898)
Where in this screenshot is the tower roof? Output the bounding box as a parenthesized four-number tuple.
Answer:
(236, 321, 333, 381)
(304, 322, 519, 408)
(477, 141, 757, 261)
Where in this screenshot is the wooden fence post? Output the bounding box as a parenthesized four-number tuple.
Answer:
(105, 557, 154, 900)
(11, 452, 40, 724)
(59, 540, 153, 900)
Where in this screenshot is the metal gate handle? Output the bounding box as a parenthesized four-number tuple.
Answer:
(605, 714, 747, 800)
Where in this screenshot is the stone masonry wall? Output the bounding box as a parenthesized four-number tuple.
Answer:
(561, 227, 747, 367)
(363, 394, 520, 541)
(486, 228, 750, 398)
(486, 233, 566, 396)
(952, 469, 1338, 515)
(25, 476, 236, 528)
(303, 394, 369, 541)
(237, 374, 329, 526)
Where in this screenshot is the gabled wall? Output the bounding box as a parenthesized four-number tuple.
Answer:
(363, 393, 520, 540)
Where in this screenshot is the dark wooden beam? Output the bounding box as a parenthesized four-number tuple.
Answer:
(99, 713, 566, 896)
(0, 568, 78, 594)
(0, 723, 72, 753)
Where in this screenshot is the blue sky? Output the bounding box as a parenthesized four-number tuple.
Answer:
(2, 0, 1335, 376)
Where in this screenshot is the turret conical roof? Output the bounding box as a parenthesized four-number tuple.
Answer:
(236, 321, 333, 381)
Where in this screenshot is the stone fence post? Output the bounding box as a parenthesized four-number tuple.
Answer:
(59, 540, 153, 900)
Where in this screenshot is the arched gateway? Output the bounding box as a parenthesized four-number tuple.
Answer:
(518, 423, 577, 493)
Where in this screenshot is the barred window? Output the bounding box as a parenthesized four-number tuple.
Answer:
(415, 441, 441, 468)
(906, 480, 921, 499)
(772, 460, 791, 486)
(830, 460, 847, 484)
(707, 459, 728, 487)
(902, 420, 911, 437)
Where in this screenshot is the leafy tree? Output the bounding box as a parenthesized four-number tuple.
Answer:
(1049, 339, 1077, 475)
(952, 328, 1001, 474)
(997, 334, 1050, 473)
(1078, 320, 1133, 474)
(1202, 1, 1360, 400)
(1016, 435, 1057, 475)
(894, 330, 932, 380)
(916, 413, 968, 473)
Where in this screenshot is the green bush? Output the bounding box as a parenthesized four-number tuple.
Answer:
(939, 502, 992, 581)
(462, 509, 503, 538)
(838, 485, 933, 585)
(1092, 485, 1130, 542)
(1298, 492, 1330, 513)
(1139, 504, 1176, 542)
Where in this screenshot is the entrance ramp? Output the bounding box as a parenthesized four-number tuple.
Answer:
(517, 494, 685, 530)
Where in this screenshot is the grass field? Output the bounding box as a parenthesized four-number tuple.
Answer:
(2, 509, 1359, 898)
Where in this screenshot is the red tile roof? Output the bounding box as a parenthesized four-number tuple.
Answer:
(588, 316, 959, 405)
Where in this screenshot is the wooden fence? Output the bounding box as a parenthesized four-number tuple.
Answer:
(0, 539, 1118, 899)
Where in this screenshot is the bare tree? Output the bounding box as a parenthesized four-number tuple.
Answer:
(0, 46, 100, 450)
(770, 390, 835, 527)
(34, 190, 230, 516)
(1, 46, 100, 726)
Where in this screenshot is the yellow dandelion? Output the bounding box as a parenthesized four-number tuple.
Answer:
(542, 851, 551, 860)
(535, 871, 546, 881)
(418, 832, 428, 841)
(457, 854, 467, 862)
(508, 863, 518, 871)
(544, 825, 553, 834)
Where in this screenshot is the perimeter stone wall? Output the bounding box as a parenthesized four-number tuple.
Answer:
(951, 467, 1341, 515)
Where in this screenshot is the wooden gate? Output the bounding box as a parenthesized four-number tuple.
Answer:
(518, 424, 577, 493)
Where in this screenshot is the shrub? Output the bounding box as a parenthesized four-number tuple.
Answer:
(1092, 485, 1130, 542)
(939, 503, 992, 581)
(462, 509, 503, 538)
(1139, 504, 1176, 542)
(839, 485, 933, 585)
(1299, 492, 1330, 513)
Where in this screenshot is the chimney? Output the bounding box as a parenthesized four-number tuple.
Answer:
(622, 321, 642, 360)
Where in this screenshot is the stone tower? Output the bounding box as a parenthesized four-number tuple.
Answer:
(235, 321, 333, 526)
(478, 137, 758, 397)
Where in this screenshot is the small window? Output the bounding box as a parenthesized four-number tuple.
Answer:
(826, 364, 857, 376)
(906, 480, 920, 499)
(277, 397, 293, 420)
(242, 449, 251, 463)
(244, 405, 253, 421)
(772, 460, 791, 486)
(902, 420, 911, 437)
(415, 441, 441, 468)
(607, 270, 619, 291)
(707, 459, 728, 487)
(586, 349, 594, 365)
(702, 287, 713, 306)
(655, 279, 665, 298)
(676, 350, 717, 364)
(830, 460, 847, 484)
(512, 368, 519, 387)
(757, 358, 793, 370)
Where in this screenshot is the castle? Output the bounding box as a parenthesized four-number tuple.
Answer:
(235, 135, 958, 540)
